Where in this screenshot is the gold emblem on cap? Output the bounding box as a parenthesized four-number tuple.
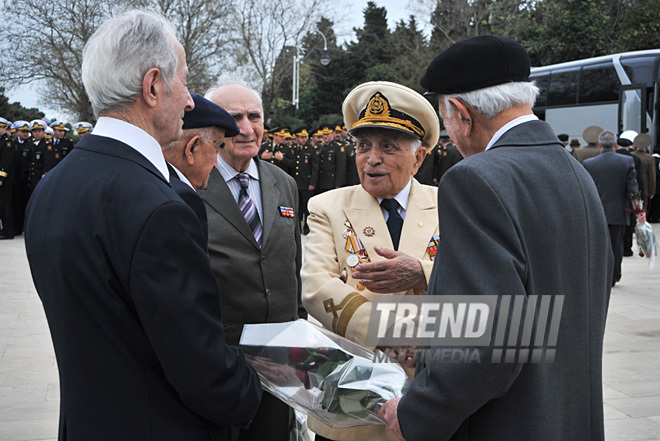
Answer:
(367, 92, 388, 116)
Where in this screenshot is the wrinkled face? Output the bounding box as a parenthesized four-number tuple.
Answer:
(154, 38, 194, 147)
(355, 129, 425, 199)
(32, 128, 44, 140)
(190, 127, 225, 190)
(208, 84, 264, 168)
(54, 129, 66, 139)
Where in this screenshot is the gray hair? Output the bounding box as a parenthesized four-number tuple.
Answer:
(441, 81, 540, 120)
(599, 130, 617, 149)
(82, 10, 179, 117)
(352, 127, 423, 155)
(205, 69, 263, 112)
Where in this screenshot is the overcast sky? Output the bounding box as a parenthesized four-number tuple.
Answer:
(5, 0, 421, 122)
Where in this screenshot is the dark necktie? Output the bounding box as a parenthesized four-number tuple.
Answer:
(238, 173, 263, 247)
(381, 198, 403, 251)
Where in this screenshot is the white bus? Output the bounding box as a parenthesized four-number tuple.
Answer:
(530, 49, 660, 152)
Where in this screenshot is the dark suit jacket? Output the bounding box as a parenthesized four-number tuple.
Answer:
(398, 120, 612, 441)
(25, 134, 261, 441)
(200, 160, 304, 346)
(167, 163, 208, 242)
(617, 148, 644, 200)
(585, 150, 638, 226)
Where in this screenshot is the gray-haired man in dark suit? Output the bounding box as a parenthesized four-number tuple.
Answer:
(380, 35, 612, 441)
(200, 72, 305, 441)
(584, 130, 639, 287)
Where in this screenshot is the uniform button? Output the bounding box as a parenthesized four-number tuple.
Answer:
(265, 289, 271, 296)
(261, 255, 266, 263)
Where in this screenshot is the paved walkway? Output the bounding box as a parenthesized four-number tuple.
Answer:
(1, 227, 659, 440)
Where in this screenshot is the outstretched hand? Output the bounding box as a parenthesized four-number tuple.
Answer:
(352, 246, 427, 293)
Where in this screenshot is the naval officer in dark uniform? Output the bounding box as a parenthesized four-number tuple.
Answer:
(316, 124, 346, 193)
(50, 121, 75, 159)
(292, 127, 319, 234)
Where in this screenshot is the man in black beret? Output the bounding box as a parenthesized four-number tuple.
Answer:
(163, 93, 240, 239)
(380, 35, 611, 441)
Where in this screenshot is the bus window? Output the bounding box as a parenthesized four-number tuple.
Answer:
(619, 85, 645, 134)
(548, 68, 579, 106)
(580, 62, 619, 104)
(621, 56, 657, 86)
(532, 74, 549, 107)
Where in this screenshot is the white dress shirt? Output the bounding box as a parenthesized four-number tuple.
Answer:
(216, 155, 264, 221)
(485, 114, 539, 151)
(377, 178, 412, 222)
(91, 116, 170, 182)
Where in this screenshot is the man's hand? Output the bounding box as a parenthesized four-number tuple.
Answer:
(637, 212, 647, 223)
(274, 151, 284, 160)
(261, 150, 273, 160)
(379, 398, 405, 441)
(352, 246, 427, 293)
(308, 185, 315, 191)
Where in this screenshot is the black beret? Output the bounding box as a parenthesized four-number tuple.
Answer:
(183, 93, 239, 137)
(421, 35, 530, 94)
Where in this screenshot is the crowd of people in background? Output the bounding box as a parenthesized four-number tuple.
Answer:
(8, 8, 658, 441)
(0, 119, 93, 239)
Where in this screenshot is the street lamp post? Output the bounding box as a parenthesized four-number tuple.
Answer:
(292, 29, 331, 110)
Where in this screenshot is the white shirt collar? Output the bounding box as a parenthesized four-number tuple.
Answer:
(216, 154, 260, 182)
(377, 177, 412, 211)
(170, 163, 195, 190)
(485, 114, 539, 151)
(91, 116, 169, 182)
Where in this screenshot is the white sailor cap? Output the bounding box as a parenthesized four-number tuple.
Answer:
(50, 121, 70, 131)
(75, 122, 93, 134)
(30, 119, 47, 131)
(12, 120, 30, 131)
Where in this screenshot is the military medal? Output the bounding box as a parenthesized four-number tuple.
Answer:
(363, 226, 375, 237)
(427, 235, 440, 261)
(344, 219, 371, 266)
(279, 206, 295, 217)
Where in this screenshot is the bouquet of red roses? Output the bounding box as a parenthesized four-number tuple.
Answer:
(239, 320, 409, 428)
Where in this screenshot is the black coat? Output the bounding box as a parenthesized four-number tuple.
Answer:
(317, 140, 346, 190)
(585, 150, 638, 226)
(0, 133, 16, 186)
(25, 134, 261, 441)
(399, 121, 611, 441)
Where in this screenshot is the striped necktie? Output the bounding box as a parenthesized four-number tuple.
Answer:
(238, 173, 262, 247)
